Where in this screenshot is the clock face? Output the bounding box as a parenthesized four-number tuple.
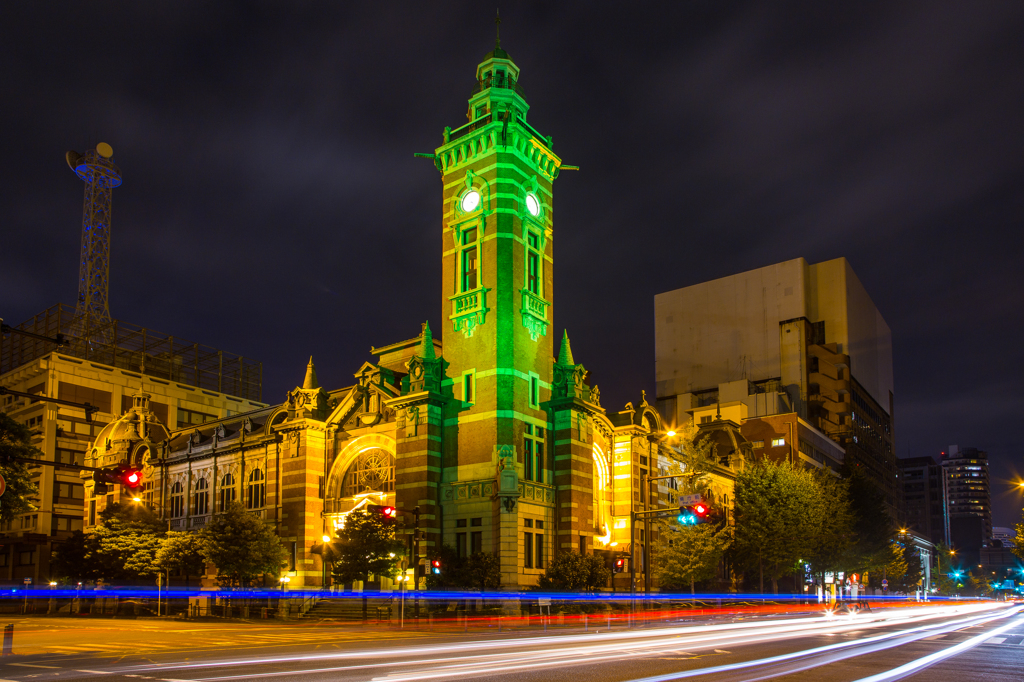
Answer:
(461, 190, 481, 213)
(525, 193, 540, 217)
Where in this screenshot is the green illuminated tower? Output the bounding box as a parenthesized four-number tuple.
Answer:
(432, 44, 566, 586)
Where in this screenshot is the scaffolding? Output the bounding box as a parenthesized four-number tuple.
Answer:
(1, 303, 262, 402)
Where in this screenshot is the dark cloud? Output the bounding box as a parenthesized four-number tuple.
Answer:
(2, 1, 1022, 524)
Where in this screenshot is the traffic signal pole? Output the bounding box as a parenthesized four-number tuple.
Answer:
(639, 471, 700, 599)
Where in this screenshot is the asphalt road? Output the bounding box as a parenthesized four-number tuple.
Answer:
(1, 603, 1021, 682)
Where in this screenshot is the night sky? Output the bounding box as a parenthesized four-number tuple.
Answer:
(2, 3, 1022, 526)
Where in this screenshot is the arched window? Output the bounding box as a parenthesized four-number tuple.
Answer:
(247, 469, 265, 510)
(170, 481, 185, 518)
(220, 473, 236, 512)
(342, 449, 395, 497)
(193, 477, 209, 515)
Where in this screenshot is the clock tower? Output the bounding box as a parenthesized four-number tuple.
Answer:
(430, 45, 566, 586)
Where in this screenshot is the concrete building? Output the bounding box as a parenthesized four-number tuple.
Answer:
(654, 258, 897, 511)
(70, 47, 743, 591)
(0, 304, 264, 584)
(898, 456, 946, 545)
(942, 445, 991, 559)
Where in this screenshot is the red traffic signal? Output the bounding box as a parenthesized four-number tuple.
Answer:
(122, 468, 142, 488)
(367, 504, 398, 519)
(692, 502, 709, 517)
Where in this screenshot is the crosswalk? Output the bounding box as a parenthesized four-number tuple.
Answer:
(919, 630, 1024, 646)
(35, 628, 430, 656)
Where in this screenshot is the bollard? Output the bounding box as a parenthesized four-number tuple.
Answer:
(498, 616, 502, 633)
(584, 614, 588, 632)
(2, 623, 13, 656)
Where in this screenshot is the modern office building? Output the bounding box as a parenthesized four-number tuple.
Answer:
(898, 456, 946, 545)
(942, 445, 991, 557)
(0, 304, 264, 584)
(654, 257, 897, 513)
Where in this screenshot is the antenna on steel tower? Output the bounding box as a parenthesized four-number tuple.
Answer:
(65, 142, 121, 341)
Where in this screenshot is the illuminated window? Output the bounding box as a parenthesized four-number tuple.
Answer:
(772, 438, 786, 447)
(527, 232, 540, 295)
(461, 227, 478, 292)
(342, 449, 395, 497)
(170, 481, 185, 518)
(220, 473, 236, 511)
(193, 477, 209, 515)
(246, 469, 265, 509)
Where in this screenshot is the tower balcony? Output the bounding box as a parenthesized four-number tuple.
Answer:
(520, 289, 549, 341)
(449, 287, 490, 338)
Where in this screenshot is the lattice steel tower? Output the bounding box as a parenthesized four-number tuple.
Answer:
(65, 143, 121, 339)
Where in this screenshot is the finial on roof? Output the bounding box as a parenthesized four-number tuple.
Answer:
(495, 9, 501, 50)
(419, 321, 436, 360)
(303, 356, 319, 390)
(557, 329, 575, 365)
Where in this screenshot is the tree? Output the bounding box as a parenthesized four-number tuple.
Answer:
(200, 502, 288, 586)
(50, 530, 97, 583)
(805, 469, 855, 582)
(890, 542, 922, 593)
(424, 547, 501, 592)
(663, 423, 718, 495)
(87, 503, 165, 581)
(0, 412, 40, 521)
(156, 531, 208, 587)
(1014, 511, 1024, 564)
(657, 522, 732, 594)
(732, 460, 817, 593)
(537, 551, 610, 592)
(845, 470, 895, 574)
(330, 508, 404, 618)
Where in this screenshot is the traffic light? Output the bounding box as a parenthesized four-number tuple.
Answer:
(367, 504, 398, 519)
(431, 559, 442, 575)
(92, 463, 143, 495)
(613, 558, 626, 573)
(677, 501, 711, 525)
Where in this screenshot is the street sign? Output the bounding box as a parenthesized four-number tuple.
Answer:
(677, 494, 704, 506)
(0, 472, 6, 497)
(23, 577, 32, 585)
(881, 579, 888, 588)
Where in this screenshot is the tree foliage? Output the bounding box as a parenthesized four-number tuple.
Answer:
(200, 502, 288, 586)
(86, 503, 166, 581)
(330, 508, 404, 585)
(662, 423, 718, 496)
(804, 469, 855, 578)
(657, 522, 732, 594)
(537, 550, 610, 592)
(732, 460, 817, 593)
(50, 530, 94, 583)
(156, 531, 208, 584)
(0, 412, 40, 521)
(845, 470, 895, 573)
(424, 545, 501, 591)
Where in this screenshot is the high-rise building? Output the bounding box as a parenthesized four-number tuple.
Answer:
(655, 257, 897, 512)
(942, 445, 991, 556)
(898, 456, 945, 545)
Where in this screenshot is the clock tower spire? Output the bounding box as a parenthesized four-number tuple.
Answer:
(429, 45, 566, 586)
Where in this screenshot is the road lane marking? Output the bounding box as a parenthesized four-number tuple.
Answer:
(983, 636, 1006, 643)
(852, 615, 1024, 682)
(9, 663, 61, 668)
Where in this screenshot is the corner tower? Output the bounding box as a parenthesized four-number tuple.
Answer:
(430, 45, 566, 586)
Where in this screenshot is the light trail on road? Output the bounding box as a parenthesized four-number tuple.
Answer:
(108, 602, 1013, 682)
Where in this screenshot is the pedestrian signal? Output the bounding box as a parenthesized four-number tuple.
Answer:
(613, 558, 626, 573)
(431, 559, 442, 575)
